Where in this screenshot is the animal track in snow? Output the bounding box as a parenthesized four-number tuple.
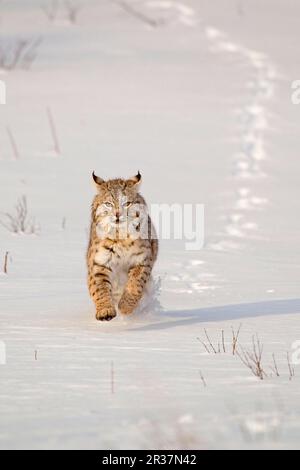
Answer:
(142, 5, 276, 253)
(204, 25, 277, 250)
(165, 259, 223, 296)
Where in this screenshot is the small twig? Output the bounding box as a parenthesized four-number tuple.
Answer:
(222, 330, 226, 353)
(62, 217, 66, 230)
(3, 251, 9, 274)
(41, 0, 59, 22)
(21, 36, 43, 70)
(6, 40, 27, 70)
(197, 337, 210, 354)
(64, 0, 81, 24)
(47, 107, 61, 154)
(270, 353, 280, 377)
(6, 126, 20, 160)
(204, 329, 217, 354)
(112, 0, 162, 28)
(232, 324, 242, 355)
(287, 352, 295, 381)
(199, 371, 207, 388)
(34, 350, 38, 361)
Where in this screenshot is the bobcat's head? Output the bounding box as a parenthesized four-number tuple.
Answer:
(92, 172, 147, 239)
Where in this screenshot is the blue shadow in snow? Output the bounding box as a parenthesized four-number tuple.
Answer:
(131, 298, 300, 331)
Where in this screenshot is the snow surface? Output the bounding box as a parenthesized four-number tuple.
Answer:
(0, 0, 300, 450)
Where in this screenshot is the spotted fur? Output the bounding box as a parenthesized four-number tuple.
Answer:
(87, 173, 158, 321)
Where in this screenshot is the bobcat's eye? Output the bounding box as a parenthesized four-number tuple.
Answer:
(103, 202, 114, 209)
(123, 201, 132, 208)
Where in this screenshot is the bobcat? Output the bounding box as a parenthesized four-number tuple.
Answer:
(87, 172, 158, 321)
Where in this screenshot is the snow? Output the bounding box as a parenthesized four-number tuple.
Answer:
(0, 0, 300, 450)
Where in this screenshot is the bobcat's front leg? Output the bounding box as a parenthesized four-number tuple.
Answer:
(89, 263, 116, 321)
(119, 264, 152, 315)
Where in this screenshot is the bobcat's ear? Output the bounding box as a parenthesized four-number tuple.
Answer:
(92, 172, 105, 190)
(127, 171, 142, 188)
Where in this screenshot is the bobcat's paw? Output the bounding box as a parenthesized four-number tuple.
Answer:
(118, 294, 139, 315)
(96, 306, 117, 322)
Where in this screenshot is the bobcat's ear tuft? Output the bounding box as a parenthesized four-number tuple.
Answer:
(92, 172, 105, 189)
(128, 171, 142, 187)
(136, 171, 142, 183)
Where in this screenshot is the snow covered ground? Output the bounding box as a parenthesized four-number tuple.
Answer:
(0, 0, 300, 450)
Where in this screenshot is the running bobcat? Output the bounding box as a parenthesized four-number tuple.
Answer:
(87, 172, 158, 321)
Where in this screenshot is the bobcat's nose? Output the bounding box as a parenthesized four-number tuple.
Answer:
(115, 211, 121, 223)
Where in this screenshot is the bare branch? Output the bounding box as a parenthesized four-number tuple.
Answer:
(0, 196, 39, 235)
(0, 37, 41, 71)
(237, 335, 267, 380)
